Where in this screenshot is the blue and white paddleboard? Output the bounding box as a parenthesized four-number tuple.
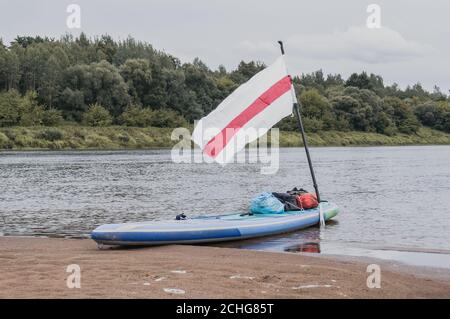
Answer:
(91, 201, 339, 246)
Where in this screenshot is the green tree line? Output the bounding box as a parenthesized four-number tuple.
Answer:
(1, 34, 449, 135)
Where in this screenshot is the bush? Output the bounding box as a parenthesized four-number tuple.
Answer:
(85, 133, 114, 148)
(303, 117, 324, 133)
(380, 96, 420, 134)
(83, 104, 113, 127)
(120, 106, 187, 128)
(328, 117, 351, 131)
(2, 128, 16, 140)
(39, 128, 63, 141)
(149, 109, 187, 128)
(119, 105, 153, 127)
(398, 117, 420, 134)
(415, 101, 450, 133)
(0, 131, 12, 149)
(42, 109, 64, 126)
(0, 90, 55, 127)
(276, 116, 297, 131)
(19, 106, 45, 126)
(382, 125, 397, 136)
(117, 133, 130, 143)
(14, 134, 34, 147)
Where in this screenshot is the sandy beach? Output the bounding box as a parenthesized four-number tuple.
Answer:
(0, 236, 449, 298)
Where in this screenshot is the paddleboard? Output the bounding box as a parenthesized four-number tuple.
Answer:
(91, 201, 339, 246)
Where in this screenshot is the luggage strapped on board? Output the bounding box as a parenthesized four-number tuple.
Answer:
(273, 187, 319, 211)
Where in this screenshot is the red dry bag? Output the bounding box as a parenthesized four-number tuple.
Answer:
(296, 193, 319, 209)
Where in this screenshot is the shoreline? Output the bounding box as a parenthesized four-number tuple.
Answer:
(1, 126, 450, 151)
(1, 236, 450, 298)
(1, 143, 450, 153)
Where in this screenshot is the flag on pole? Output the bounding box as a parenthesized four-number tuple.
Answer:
(192, 56, 295, 164)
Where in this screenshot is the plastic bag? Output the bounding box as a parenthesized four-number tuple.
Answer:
(250, 192, 285, 214)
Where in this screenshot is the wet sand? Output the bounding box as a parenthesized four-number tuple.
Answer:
(1, 236, 450, 298)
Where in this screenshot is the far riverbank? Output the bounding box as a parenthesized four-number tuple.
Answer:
(1, 126, 450, 150)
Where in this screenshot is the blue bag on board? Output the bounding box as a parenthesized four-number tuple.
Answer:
(250, 192, 285, 214)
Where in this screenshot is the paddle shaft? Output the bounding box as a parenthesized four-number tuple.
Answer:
(278, 41, 321, 203)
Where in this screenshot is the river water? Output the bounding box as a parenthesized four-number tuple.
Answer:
(1, 146, 450, 267)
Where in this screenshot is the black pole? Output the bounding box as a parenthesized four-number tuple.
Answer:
(278, 40, 285, 55)
(278, 41, 321, 202)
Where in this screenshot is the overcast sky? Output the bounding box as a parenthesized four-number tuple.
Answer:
(1, 0, 449, 92)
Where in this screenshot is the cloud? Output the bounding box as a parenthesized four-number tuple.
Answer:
(240, 26, 436, 64)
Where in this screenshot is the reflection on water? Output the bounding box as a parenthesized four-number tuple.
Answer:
(216, 221, 450, 269)
(216, 221, 327, 253)
(284, 242, 321, 253)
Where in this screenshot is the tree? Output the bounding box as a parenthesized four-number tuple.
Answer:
(112, 37, 157, 66)
(345, 72, 372, 90)
(18, 91, 45, 126)
(415, 101, 450, 133)
(230, 61, 265, 84)
(300, 89, 331, 119)
(300, 70, 326, 93)
(119, 59, 152, 105)
(162, 68, 202, 121)
(216, 76, 237, 97)
(381, 97, 420, 134)
(402, 83, 428, 100)
(299, 89, 335, 130)
(11, 36, 47, 48)
(60, 60, 130, 120)
(0, 49, 20, 90)
(95, 35, 117, 63)
(17, 43, 51, 92)
(1, 33, 449, 136)
(430, 85, 447, 101)
(325, 73, 344, 87)
(331, 95, 361, 130)
(183, 59, 222, 115)
(415, 101, 439, 127)
(38, 46, 69, 108)
(329, 87, 379, 132)
(59, 88, 86, 121)
(0, 90, 21, 126)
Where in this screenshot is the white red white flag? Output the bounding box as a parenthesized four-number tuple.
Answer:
(192, 56, 295, 163)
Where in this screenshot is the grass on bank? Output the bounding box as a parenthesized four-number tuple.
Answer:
(1, 126, 450, 151)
